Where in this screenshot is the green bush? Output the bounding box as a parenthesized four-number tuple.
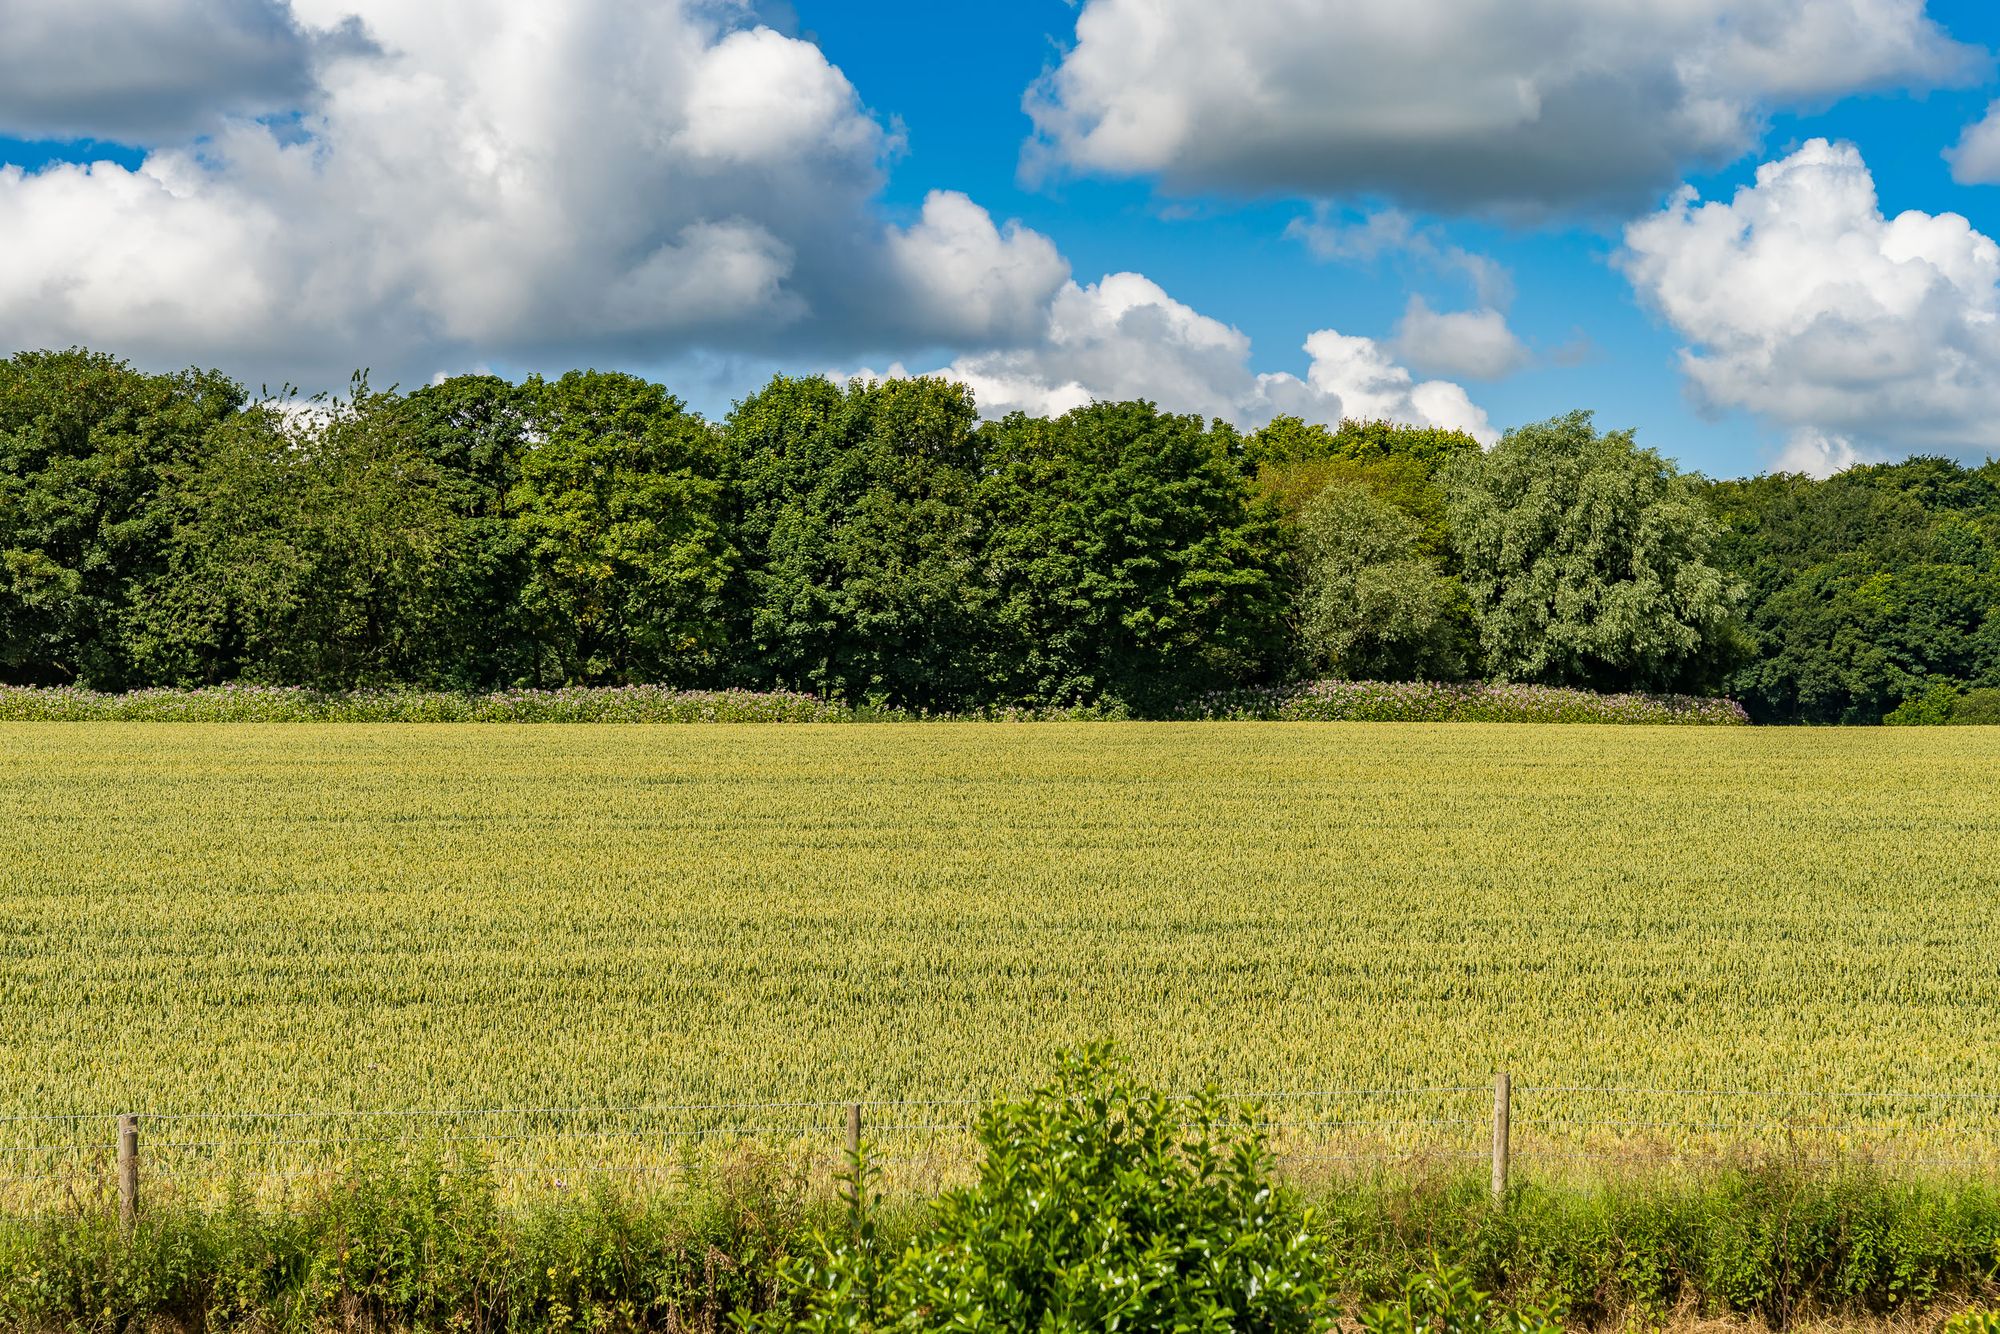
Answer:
(1361, 1263, 1561, 1334)
(1884, 683, 2000, 725)
(0, 1147, 839, 1332)
(1885, 680, 1962, 725)
(1316, 1166, 2000, 1327)
(764, 1045, 1330, 1333)
(1949, 687, 2000, 725)
(5, 1085, 2000, 1329)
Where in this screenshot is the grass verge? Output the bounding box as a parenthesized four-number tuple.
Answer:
(5, 1158, 1996, 1332)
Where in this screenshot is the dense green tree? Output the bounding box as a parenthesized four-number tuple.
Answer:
(124, 403, 310, 685)
(1249, 417, 1478, 563)
(722, 375, 995, 710)
(25, 343, 2000, 719)
(513, 370, 734, 686)
(0, 349, 243, 687)
(1294, 481, 1474, 681)
(1704, 457, 2000, 722)
(1245, 415, 1481, 472)
(982, 401, 1289, 711)
(1445, 411, 1741, 693)
(133, 381, 475, 688)
(391, 375, 539, 686)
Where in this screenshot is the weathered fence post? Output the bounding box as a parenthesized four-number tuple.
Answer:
(117, 1114, 139, 1231)
(846, 1103, 862, 1161)
(1490, 1074, 1511, 1205)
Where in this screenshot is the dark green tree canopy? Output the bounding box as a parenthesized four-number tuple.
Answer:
(982, 400, 1290, 711)
(1705, 455, 2000, 722)
(0, 349, 242, 688)
(722, 374, 993, 710)
(514, 369, 734, 687)
(15, 343, 1998, 720)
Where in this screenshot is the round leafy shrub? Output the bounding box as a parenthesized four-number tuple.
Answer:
(766, 1046, 1329, 1333)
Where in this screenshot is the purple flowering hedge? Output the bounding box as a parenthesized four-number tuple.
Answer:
(1182, 680, 1749, 724)
(0, 681, 1747, 724)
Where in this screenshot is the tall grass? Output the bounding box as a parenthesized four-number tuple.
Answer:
(3, 1158, 1995, 1331)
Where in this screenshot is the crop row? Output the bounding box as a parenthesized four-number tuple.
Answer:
(0, 722, 1992, 1187)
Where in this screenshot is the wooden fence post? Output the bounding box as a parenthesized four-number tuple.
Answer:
(117, 1114, 139, 1232)
(846, 1103, 862, 1161)
(1490, 1074, 1511, 1205)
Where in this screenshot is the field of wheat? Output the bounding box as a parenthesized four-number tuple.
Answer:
(3, 721, 1997, 1192)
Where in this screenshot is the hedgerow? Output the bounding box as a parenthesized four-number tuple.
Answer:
(0, 681, 1747, 723)
(1183, 679, 1750, 724)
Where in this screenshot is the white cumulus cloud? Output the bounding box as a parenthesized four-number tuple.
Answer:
(883, 190, 1071, 346)
(0, 0, 1069, 387)
(1621, 138, 2000, 463)
(1391, 297, 1530, 382)
(1027, 0, 1981, 214)
(1946, 101, 2000, 185)
(849, 272, 1496, 443)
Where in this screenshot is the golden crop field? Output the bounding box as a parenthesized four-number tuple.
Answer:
(3, 721, 1999, 1188)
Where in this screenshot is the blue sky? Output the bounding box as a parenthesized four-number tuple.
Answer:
(8, 0, 2000, 477)
(799, 0, 2000, 476)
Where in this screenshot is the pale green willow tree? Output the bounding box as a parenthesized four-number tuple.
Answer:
(1294, 480, 1473, 681)
(1444, 411, 1742, 693)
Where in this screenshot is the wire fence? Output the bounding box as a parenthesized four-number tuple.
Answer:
(9, 1081, 2000, 1208)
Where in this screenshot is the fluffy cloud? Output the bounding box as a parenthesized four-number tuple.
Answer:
(1946, 102, 2000, 185)
(1027, 0, 1981, 214)
(851, 272, 1496, 442)
(0, 0, 1068, 386)
(1621, 138, 2000, 465)
(883, 191, 1071, 345)
(0, 0, 361, 142)
(1772, 432, 1871, 478)
(1391, 297, 1529, 381)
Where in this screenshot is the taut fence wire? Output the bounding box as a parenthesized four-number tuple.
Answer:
(7, 1080, 2000, 1208)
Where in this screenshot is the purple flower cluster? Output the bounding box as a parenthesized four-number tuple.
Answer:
(1179, 680, 1750, 725)
(0, 684, 855, 723)
(0, 681, 1749, 725)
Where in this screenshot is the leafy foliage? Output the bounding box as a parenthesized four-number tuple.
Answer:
(1446, 411, 1742, 693)
(1246, 415, 1482, 474)
(1294, 481, 1474, 681)
(1884, 680, 1964, 726)
(1952, 686, 2000, 724)
(514, 370, 734, 686)
(130, 381, 479, 688)
(981, 401, 1290, 711)
(723, 375, 994, 710)
(1704, 457, 2000, 723)
(765, 1046, 1329, 1334)
(1360, 1264, 1562, 1334)
(0, 348, 242, 688)
(22, 344, 2000, 718)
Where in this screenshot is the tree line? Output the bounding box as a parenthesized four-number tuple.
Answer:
(2, 347, 1995, 722)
